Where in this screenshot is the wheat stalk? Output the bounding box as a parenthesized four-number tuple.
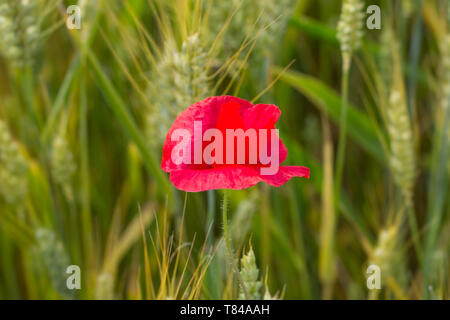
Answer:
(386, 34, 422, 263)
(95, 272, 115, 300)
(335, 0, 365, 190)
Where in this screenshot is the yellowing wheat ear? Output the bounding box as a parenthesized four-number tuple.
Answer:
(381, 30, 416, 205)
(387, 86, 416, 204)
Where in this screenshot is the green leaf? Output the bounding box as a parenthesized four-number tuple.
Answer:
(288, 16, 434, 89)
(289, 16, 339, 47)
(276, 68, 386, 164)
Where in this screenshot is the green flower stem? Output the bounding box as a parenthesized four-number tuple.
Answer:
(206, 190, 215, 247)
(222, 190, 249, 299)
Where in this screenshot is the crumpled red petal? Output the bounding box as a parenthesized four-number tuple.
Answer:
(168, 166, 262, 192)
(260, 166, 310, 187)
(161, 96, 254, 172)
(168, 165, 310, 192)
(240, 103, 287, 163)
(161, 96, 310, 192)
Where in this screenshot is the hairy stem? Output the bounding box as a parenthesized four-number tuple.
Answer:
(222, 191, 249, 299)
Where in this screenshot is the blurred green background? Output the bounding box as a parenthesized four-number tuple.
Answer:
(0, 0, 448, 299)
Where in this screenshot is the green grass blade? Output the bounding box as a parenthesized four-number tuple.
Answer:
(289, 16, 339, 46)
(284, 136, 375, 244)
(423, 98, 450, 296)
(41, 54, 81, 143)
(289, 16, 378, 54)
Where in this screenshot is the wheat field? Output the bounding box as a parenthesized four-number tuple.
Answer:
(0, 0, 448, 300)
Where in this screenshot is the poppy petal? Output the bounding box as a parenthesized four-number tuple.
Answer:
(241, 103, 287, 164)
(161, 96, 310, 191)
(161, 96, 253, 172)
(260, 166, 310, 187)
(169, 166, 262, 192)
(241, 103, 280, 129)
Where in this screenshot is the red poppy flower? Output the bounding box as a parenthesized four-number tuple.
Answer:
(161, 96, 310, 192)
